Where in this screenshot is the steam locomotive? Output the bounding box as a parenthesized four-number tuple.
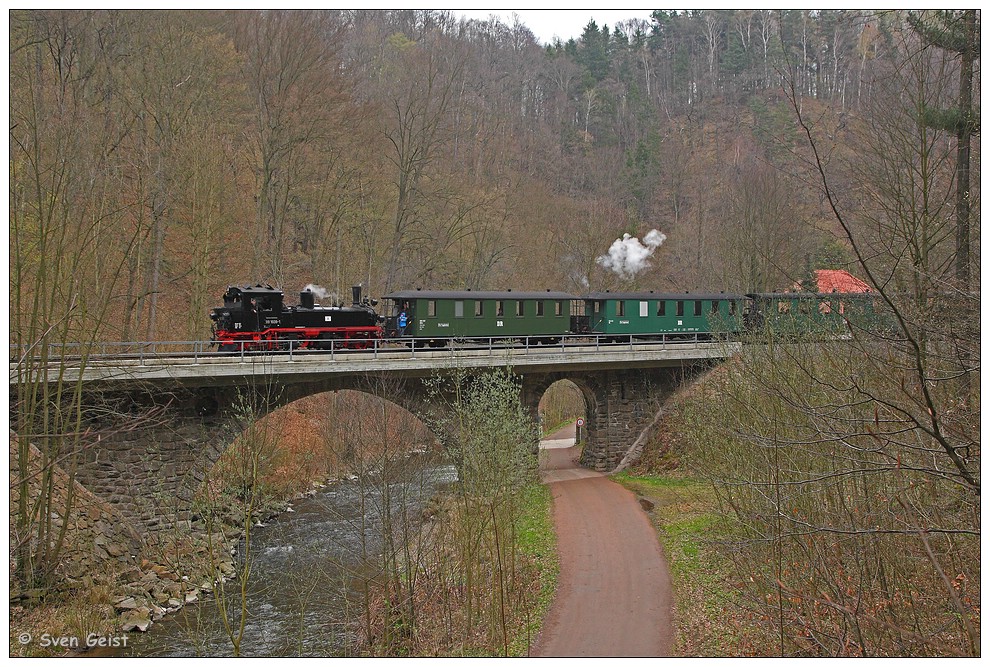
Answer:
(209, 284, 382, 351)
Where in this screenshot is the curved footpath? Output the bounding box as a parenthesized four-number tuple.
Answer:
(533, 425, 674, 657)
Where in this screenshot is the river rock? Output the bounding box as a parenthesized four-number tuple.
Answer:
(185, 590, 199, 604)
(120, 608, 152, 632)
(114, 596, 139, 609)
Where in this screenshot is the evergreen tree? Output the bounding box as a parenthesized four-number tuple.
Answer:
(907, 10, 979, 290)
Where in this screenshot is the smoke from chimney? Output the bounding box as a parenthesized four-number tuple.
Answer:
(596, 229, 667, 280)
(303, 283, 331, 300)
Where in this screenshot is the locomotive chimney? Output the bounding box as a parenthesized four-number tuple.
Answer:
(300, 290, 315, 309)
(352, 284, 362, 305)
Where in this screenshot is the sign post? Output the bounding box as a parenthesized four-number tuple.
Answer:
(576, 417, 585, 444)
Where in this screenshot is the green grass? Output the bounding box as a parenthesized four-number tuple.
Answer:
(611, 471, 697, 490)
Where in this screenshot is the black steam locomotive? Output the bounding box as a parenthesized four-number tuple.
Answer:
(209, 284, 382, 351)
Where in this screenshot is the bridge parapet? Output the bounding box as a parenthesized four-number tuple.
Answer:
(10, 337, 740, 388)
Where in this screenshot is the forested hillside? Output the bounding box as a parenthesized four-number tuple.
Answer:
(10, 9, 979, 343)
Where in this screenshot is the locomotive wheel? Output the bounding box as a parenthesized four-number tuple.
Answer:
(315, 334, 336, 351)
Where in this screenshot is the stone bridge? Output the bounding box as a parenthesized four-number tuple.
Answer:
(10, 340, 738, 539)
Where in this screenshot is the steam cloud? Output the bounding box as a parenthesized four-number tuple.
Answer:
(596, 229, 668, 279)
(303, 283, 331, 300)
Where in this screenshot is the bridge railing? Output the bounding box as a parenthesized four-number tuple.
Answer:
(10, 333, 735, 366)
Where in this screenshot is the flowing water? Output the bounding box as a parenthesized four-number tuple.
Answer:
(114, 454, 457, 657)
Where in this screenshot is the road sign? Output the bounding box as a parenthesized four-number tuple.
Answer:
(576, 418, 585, 427)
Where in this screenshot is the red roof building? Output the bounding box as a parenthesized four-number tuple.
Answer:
(813, 269, 871, 293)
(793, 269, 871, 293)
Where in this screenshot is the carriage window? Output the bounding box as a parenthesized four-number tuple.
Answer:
(730, 301, 737, 315)
(694, 301, 702, 316)
(676, 301, 685, 317)
(640, 301, 649, 317)
(594, 301, 602, 314)
(617, 301, 625, 317)
(475, 300, 484, 316)
(515, 301, 524, 317)
(657, 301, 666, 316)
(799, 299, 812, 315)
(778, 301, 791, 314)
(536, 301, 545, 317)
(555, 301, 563, 316)
(496, 300, 504, 316)
(428, 300, 437, 317)
(711, 300, 720, 314)
(454, 300, 464, 318)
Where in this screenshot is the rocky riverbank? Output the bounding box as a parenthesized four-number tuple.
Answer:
(9, 438, 338, 657)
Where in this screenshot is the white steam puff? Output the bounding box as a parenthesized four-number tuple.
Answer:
(596, 229, 668, 279)
(303, 283, 331, 300)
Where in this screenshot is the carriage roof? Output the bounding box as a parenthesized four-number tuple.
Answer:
(384, 290, 576, 300)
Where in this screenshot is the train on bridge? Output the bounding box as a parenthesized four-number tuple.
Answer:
(209, 283, 886, 352)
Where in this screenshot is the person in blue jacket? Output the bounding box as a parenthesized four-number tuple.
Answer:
(397, 309, 409, 336)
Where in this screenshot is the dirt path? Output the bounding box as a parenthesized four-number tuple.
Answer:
(533, 443, 674, 656)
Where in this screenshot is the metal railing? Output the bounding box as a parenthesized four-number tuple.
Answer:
(9, 332, 733, 367)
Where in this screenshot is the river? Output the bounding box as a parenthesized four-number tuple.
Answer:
(113, 454, 457, 657)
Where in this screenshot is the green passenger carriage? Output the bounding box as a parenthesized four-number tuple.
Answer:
(745, 292, 882, 336)
(383, 290, 575, 344)
(581, 292, 747, 338)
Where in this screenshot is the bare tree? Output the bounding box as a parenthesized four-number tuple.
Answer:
(9, 10, 138, 585)
(378, 30, 464, 293)
(231, 10, 350, 286)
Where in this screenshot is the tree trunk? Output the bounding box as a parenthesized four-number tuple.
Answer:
(954, 9, 975, 290)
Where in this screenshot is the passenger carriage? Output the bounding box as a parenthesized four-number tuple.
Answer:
(745, 292, 883, 337)
(382, 289, 576, 346)
(579, 292, 748, 340)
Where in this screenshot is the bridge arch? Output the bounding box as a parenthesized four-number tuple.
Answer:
(536, 378, 589, 437)
(73, 373, 452, 540)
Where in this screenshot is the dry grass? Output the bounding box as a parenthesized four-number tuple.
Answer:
(9, 566, 121, 657)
